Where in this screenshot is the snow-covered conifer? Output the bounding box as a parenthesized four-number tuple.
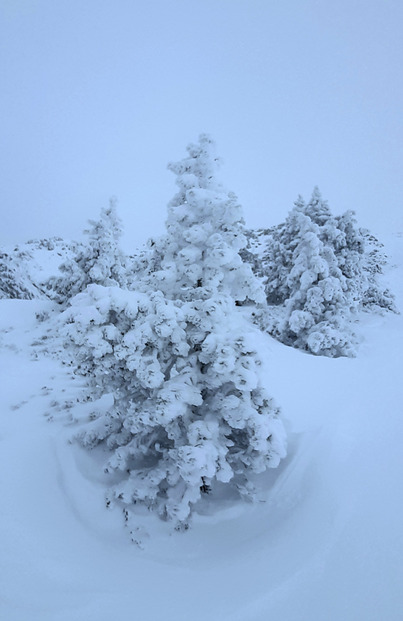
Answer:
(47, 199, 127, 303)
(321, 207, 397, 313)
(62, 135, 286, 528)
(84, 197, 127, 289)
(304, 186, 332, 226)
(359, 229, 397, 312)
(263, 196, 307, 306)
(274, 208, 356, 356)
(243, 187, 397, 356)
(141, 134, 265, 306)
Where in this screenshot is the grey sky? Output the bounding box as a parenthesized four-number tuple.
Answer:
(1, 0, 402, 250)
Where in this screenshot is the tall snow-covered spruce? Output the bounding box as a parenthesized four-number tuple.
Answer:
(62, 134, 286, 529)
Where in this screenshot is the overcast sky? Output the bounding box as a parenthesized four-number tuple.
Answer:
(1, 0, 402, 250)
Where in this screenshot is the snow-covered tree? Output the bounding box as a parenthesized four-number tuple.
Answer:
(338, 219, 397, 313)
(360, 229, 397, 312)
(304, 186, 332, 226)
(275, 209, 357, 357)
(140, 134, 266, 306)
(264, 190, 346, 307)
(47, 198, 127, 303)
(62, 135, 286, 528)
(244, 187, 397, 356)
(263, 196, 307, 306)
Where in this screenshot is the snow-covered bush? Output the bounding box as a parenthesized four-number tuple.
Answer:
(61, 135, 286, 528)
(0, 249, 39, 299)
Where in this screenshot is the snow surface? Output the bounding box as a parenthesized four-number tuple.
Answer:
(1, 234, 402, 621)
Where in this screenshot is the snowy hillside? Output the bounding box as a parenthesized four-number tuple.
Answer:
(1, 232, 402, 621)
(0, 238, 85, 300)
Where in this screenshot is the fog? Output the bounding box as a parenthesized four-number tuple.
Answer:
(1, 0, 402, 251)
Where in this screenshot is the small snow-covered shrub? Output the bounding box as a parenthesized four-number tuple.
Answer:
(0, 250, 38, 299)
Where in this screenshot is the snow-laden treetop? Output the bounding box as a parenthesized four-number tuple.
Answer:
(152, 133, 265, 305)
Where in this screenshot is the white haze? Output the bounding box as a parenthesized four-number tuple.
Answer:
(1, 0, 402, 251)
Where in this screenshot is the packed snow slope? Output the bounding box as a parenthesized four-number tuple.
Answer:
(1, 233, 402, 621)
